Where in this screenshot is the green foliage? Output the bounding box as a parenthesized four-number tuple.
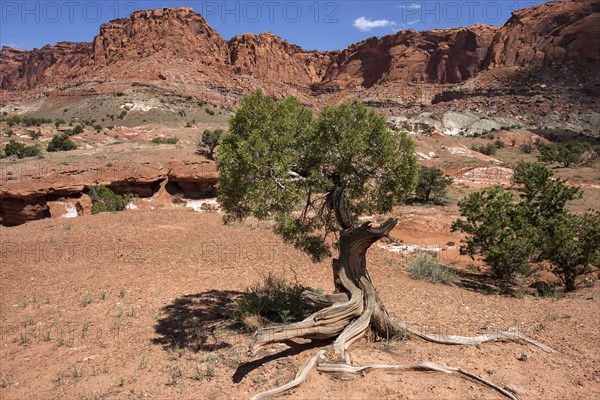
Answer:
(27, 129, 41, 139)
(494, 139, 505, 149)
(6, 116, 51, 127)
(538, 142, 598, 168)
(233, 273, 317, 329)
(217, 89, 418, 261)
(54, 118, 65, 128)
(453, 163, 597, 290)
(94, 124, 102, 133)
(415, 166, 453, 203)
(4, 128, 14, 137)
(72, 125, 84, 135)
(452, 187, 538, 279)
(544, 212, 600, 291)
(118, 110, 127, 120)
(4, 140, 41, 159)
(408, 252, 456, 284)
(88, 185, 135, 214)
(205, 107, 215, 116)
(150, 137, 178, 144)
(198, 128, 223, 159)
(471, 143, 497, 156)
(47, 134, 77, 152)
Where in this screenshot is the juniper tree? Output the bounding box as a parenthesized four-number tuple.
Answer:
(217, 90, 556, 399)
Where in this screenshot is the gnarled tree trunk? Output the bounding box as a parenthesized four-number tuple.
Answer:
(249, 187, 555, 399)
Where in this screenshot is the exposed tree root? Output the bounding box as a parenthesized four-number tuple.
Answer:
(248, 218, 556, 399)
(317, 360, 518, 400)
(400, 324, 557, 353)
(250, 349, 325, 400)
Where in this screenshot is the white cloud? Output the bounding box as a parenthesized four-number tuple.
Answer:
(353, 17, 395, 32)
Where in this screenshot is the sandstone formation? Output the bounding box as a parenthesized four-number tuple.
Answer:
(0, 160, 218, 226)
(484, 0, 600, 69)
(1, 1, 598, 103)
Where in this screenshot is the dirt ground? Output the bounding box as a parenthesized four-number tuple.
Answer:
(1, 206, 599, 400)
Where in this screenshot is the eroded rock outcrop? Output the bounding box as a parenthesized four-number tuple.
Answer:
(484, 0, 600, 69)
(1, 1, 597, 103)
(0, 160, 218, 226)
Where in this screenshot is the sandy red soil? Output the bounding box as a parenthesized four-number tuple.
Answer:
(1, 207, 599, 399)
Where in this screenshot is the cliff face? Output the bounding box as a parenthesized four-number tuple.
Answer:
(92, 7, 227, 66)
(0, 42, 92, 91)
(226, 32, 336, 86)
(321, 25, 498, 89)
(484, 0, 600, 69)
(1, 1, 598, 100)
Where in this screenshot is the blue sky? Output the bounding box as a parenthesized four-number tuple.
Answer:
(0, 1, 549, 51)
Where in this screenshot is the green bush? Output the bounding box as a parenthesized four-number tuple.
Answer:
(47, 134, 77, 152)
(471, 143, 497, 156)
(4, 140, 41, 159)
(415, 166, 453, 203)
(27, 129, 41, 139)
(205, 107, 215, 116)
(408, 252, 456, 285)
(88, 185, 135, 214)
(537, 142, 597, 168)
(197, 128, 223, 159)
(494, 139, 505, 149)
(233, 274, 317, 330)
(150, 137, 178, 144)
(453, 163, 598, 290)
(72, 125, 84, 135)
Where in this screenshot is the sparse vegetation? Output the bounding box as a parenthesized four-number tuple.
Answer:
(4, 140, 41, 159)
(471, 143, 497, 156)
(47, 134, 77, 152)
(538, 142, 599, 168)
(150, 137, 178, 144)
(453, 163, 599, 290)
(415, 165, 453, 203)
(408, 252, 457, 285)
(88, 185, 135, 214)
(197, 128, 223, 159)
(233, 273, 317, 330)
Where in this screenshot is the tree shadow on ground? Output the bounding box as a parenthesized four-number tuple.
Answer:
(232, 339, 329, 383)
(153, 290, 242, 352)
(451, 269, 513, 296)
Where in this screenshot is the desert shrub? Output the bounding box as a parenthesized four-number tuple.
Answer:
(150, 137, 178, 144)
(494, 139, 505, 149)
(197, 128, 223, 159)
(233, 273, 317, 330)
(531, 280, 564, 298)
(27, 129, 41, 139)
(4, 128, 14, 137)
(118, 110, 127, 120)
(408, 252, 456, 285)
(88, 185, 135, 214)
(4, 140, 41, 159)
(538, 142, 597, 168)
(72, 125, 84, 135)
(205, 107, 215, 116)
(453, 163, 597, 290)
(520, 141, 534, 154)
(47, 134, 77, 152)
(94, 124, 102, 133)
(471, 143, 496, 156)
(415, 165, 453, 203)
